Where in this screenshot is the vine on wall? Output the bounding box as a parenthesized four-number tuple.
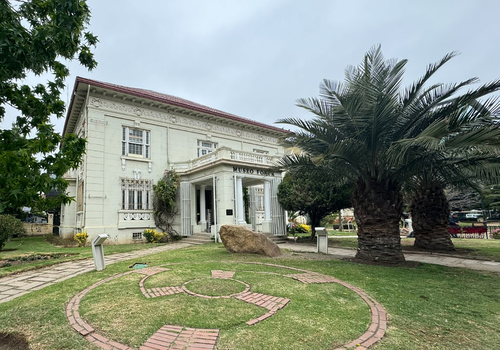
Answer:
(153, 169, 180, 236)
(243, 187, 250, 223)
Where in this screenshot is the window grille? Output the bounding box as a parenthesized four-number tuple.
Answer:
(132, 232, 143, 240)
(121, 178, 153, 210)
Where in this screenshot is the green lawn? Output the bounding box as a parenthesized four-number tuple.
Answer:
(0, 244, 499, 349)
(0, 236, 160, 277)
(2, 235, 500, 280)
(328, 229, 358, 236)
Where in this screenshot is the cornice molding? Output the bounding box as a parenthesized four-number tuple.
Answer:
(89, 96, 279, 144)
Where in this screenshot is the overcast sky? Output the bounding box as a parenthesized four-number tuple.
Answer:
(3, 0, 500, 133)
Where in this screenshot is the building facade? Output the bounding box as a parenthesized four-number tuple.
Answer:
(60, 77, 288, 244)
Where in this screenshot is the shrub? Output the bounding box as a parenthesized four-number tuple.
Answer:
(0, 215, 25, 250)
(143, 229, 165, 243)
(288, 222, 311, 236)
(74, 231, 88, 247)
(492, 229, 500, 239)
(153, 170, 180, 235)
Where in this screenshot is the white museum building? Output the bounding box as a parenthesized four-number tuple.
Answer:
(60, 77, 288, 244)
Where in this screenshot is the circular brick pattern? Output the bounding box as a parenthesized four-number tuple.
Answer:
(182, 278, 250, 299)
(67, 262, 387, 350)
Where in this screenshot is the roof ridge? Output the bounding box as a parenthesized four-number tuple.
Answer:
(75, 77, 288, 134)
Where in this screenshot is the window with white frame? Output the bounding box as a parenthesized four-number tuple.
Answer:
(197, 140, 217, 157)
(122, 127, 150, 158)
(121, 178, 152, 210)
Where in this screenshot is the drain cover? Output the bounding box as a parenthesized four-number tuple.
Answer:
(130, 263, 149, 269)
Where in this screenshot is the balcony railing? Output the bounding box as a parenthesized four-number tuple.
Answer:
(118, 210, 155, 229)
(170, 147, 281, 172)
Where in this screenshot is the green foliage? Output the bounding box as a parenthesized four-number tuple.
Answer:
(481, 185, 500, 210)
(278, 169, 352, 238)
(153, 170, 180, 235)
(243, 187, 250, 223)
(288, 223, 310, 236)
(320, 213, 338, 227)
(0, 214, 25, 250)
(74, 231, 88, 247)
(0, 0, 98, 214)
(142, 229, 165, 243)
(492, 229, 500, 239)
(278, 45, 500, 260)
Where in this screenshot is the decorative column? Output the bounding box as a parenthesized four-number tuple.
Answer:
(264, 180, 271, 222)
(236, 177, 246, 224)
(199, 185, 206, 224)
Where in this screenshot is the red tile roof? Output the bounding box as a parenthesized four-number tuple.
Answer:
(72, 77, 288, 134)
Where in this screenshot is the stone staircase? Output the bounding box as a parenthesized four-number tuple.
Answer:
(182, 233, 213, 245)
(263, 233, 288, 244)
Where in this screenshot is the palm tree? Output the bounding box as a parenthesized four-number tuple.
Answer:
(409, 156, 500, 251)
(390, 94, 500, 251)
(277, 45, 500, 263)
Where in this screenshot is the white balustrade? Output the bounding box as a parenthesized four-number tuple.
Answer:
(121, 211, 152, 221)
(170, 147, 279, 172)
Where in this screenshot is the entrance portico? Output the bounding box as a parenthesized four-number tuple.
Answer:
(173, 148, 286, 239)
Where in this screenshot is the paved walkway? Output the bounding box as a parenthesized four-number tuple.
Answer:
(0, 242, 191, 304)
(1, 241, 499, 304)
(280, 242, 500, 272)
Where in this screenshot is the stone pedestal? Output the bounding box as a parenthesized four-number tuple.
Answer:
(316, 227, 328, 254)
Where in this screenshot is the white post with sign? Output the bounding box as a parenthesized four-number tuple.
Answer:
(91, 234, 109, 271)
(316, 227, 328, 254)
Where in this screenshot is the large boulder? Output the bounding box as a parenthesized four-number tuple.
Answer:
(219, 225, 282, 257)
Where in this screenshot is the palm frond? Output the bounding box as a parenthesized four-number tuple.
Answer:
(279, 45, 500, 199)
(402, 51, 460, 108)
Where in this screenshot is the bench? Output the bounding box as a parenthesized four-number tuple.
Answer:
(448, 226, 487, 238)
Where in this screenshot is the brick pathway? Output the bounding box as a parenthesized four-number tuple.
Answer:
(233, 291, 290, 325)
(67, 271, 135, 350)
(65, 264, 389, 350)
(285, 272, 339, 284)
(141, 326, 219, 350)
(211, 270, 235, 279)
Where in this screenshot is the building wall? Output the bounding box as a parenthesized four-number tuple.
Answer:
(62, 93, 285, 244)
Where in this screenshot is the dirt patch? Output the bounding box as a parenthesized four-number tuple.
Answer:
(278, 251, 347, 261)
(44, 235, 78, 247)
(342, 257, 422, 268)
(0, 253, 78, 268)
(0, 332, 29, 350)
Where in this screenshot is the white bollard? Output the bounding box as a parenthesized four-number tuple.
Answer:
(91, 234, 109, 271)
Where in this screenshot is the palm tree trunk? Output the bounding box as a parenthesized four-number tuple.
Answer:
(352, 177, 405, 263)
(309, 213, 320, 240)
(338, 210, 343, 231)
(411, 183, 455, 251)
